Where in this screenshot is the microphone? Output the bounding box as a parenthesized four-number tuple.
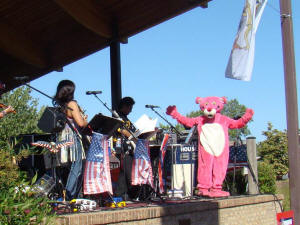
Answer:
(14, 76, 29, 81)
(145, 104, 160, 108)
(86, 91, 102, 95)
(112, 110, 120, 118)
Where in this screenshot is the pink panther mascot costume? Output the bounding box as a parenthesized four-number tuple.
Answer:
(166, 96, 254, 197)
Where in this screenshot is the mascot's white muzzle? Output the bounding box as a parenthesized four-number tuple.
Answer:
(203, 108, 216, 118)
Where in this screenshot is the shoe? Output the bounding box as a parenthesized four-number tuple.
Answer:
(196, 188, 211, 197)
(208, 189, 230, 197)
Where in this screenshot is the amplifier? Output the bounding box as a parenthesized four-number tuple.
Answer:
(12, 133, 54, 179)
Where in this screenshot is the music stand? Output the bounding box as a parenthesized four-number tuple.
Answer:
(82, 113, 123, 137)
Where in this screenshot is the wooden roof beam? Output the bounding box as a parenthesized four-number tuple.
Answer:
(54, 0, 113, 39)
(189, 0, 211, 8)
(0, 21, 48, 68)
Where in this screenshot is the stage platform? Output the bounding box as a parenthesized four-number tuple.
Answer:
(54, 194, 283, 225)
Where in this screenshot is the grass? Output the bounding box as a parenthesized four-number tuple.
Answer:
(276, 179, 290, 211)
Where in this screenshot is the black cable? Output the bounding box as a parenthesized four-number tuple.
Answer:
(246, 157, 261, 194)
(272, 193, 284, 212)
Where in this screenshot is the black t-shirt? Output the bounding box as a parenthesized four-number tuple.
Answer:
(113, 111, 136, 154)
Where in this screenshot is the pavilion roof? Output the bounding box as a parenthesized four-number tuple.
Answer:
(0, 0, 212, 91)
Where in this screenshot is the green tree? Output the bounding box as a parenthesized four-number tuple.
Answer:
(0, 86, 45, 145)
(257, 122, 288, 179)
(221, 98, 251, 140)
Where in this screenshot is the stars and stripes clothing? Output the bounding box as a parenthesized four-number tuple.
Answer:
(228, 144, 248, 171)
(229, 144, 247, 163)
(58, 118, 85, 163)
(83, 132, 113, 195)
(157, 133, 170, 193)
(31, 140, 73, 153)
(131, 139, 153, 188)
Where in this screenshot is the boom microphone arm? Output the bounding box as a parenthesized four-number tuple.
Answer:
(146, 106, 182, 136)
(24, 83, 54, 102)
(13, 77, 74, 114)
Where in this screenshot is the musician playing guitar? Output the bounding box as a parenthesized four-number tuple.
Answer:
(113, 97, 138, 200)
(54, 80, 88, 200)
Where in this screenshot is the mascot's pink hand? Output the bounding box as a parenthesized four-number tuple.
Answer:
(246, 108, 254, 116)
(244, 108, 254, 122)
(166, 105, 177, 116)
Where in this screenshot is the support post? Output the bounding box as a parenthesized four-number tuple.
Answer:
(279, 0, 300, 223)
(246, 137, 258, 194)
(110, 40, 122, 111)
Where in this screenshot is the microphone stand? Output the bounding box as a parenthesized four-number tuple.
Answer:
(90, 94, 118, 117)
(147, 107, 182, 136)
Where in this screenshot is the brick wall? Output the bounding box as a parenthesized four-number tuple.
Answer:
(54, 194, 283, 225)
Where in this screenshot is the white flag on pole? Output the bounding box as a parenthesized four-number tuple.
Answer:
(225, 0, 267, 81)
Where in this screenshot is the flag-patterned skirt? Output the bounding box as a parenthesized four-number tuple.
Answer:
(131, 139, 153, 188)
(83, 132, 113, 195)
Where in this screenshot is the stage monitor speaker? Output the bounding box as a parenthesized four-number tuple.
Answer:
(37, 107, 66, 133)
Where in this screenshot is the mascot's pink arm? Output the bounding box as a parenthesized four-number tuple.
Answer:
(166, 105, 204, 127)
(226, 108, 254, 129)
(166, 106, 254, 129)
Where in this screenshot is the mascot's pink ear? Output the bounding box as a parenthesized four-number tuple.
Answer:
(195, 97, 202, 104)
(221, 96, 227, 104)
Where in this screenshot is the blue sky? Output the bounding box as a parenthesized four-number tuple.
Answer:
(30, 0, 299, 142)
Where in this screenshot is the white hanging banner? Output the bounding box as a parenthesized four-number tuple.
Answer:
(225, 0, 267, 81)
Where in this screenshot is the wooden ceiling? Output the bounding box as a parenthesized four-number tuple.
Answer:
(0, 0, 212, 91)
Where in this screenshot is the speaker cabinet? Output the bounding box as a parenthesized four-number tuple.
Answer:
(37, 107, 66, 133)
(12, 133, 53, 179)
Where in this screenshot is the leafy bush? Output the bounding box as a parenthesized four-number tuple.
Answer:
(257, 122, 288, 179)
(0, 143, 55, 225)
(258, 160, 276, 194)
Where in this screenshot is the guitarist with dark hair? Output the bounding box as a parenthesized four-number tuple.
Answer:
(113, 96, 138, 200)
